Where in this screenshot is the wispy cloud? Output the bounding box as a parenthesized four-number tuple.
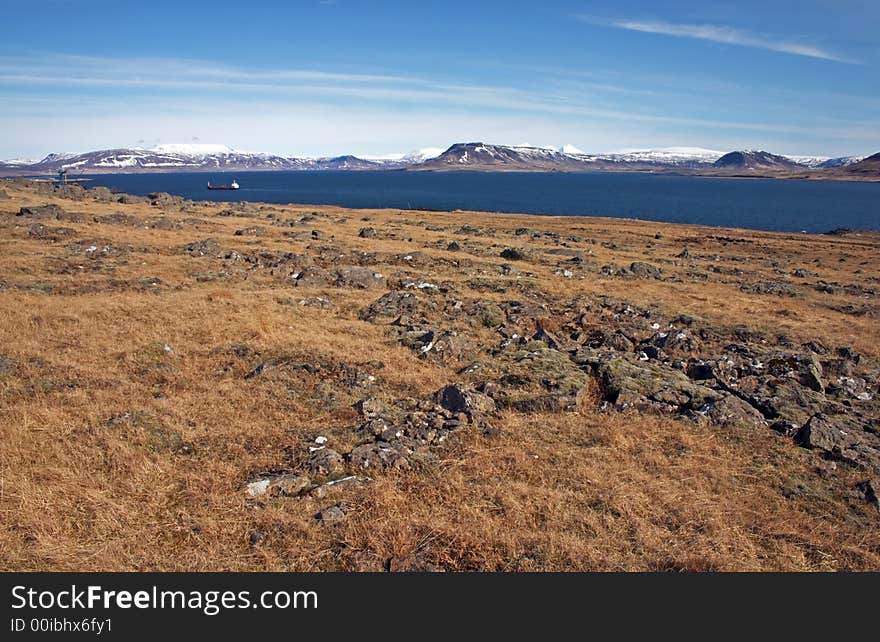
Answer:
(583, 17, 859, 64)
(0, 52, 872, 158)
(0, 61, 807, 134)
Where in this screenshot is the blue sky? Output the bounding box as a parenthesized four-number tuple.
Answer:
(1, 0, 878, 158)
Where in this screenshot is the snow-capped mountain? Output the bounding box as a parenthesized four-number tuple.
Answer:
(601, 147, 726, 164)
(1, 142, 875, 176)
(415, 142, 592, 170)
(360, 147, 445, 165)
(713, 150, 805, 170)
(414, 143, 727, 170)
(1, 146, 309, 173)
(397, 147, 445, 164)
(788, 155, 865, 169)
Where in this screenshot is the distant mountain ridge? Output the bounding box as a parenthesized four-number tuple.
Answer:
(0, 142, 874, 179)
(0, 146, 413, 174)
(713, 150, 805, 170)
(843, 152, 880, 176)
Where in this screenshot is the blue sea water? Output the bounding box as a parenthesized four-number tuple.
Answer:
(84, 170, 880, 233)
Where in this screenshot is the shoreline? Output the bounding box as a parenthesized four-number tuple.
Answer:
(2, 165, 879, 183)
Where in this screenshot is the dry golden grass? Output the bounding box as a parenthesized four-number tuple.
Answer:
(0, 181, 878, 571)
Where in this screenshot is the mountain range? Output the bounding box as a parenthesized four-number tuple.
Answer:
(0, 142, 876, 179)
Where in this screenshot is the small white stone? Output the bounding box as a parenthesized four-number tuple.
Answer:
(246, 479, 270, 497)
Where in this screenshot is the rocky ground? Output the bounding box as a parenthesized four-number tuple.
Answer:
(1, 178, 878, 571)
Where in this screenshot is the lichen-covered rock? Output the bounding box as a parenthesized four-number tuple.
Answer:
(629, 261, 662, 279)
(307, 448, 345, 477)
(246, 473, 311, 498)
(295, 266, 335, 287)
(181, 238, 222, 257)
(795, 413, 880, 471)
(437, 384, 496, 417)
(18, 204, 66, 219)
(360, 291, 422, 324)
(701, 394, 768, 429)
(349, 442, 410, 470)
(575, 349, 721, 411)
(335, 266, 386, 289)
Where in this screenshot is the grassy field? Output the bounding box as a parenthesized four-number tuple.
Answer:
(1, 180, 878, 571)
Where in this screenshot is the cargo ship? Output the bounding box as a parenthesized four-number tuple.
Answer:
(207, 180, 239, 190)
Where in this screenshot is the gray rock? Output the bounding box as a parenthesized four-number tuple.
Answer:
(856, 479, 879, 512)
(603, 332, 635, 353)
(629, 262, 662, 279)
(437, 384, 496, 417)
(18, 204, 66, 219)
(500, 247, 532, 261)
(181, 238, 222, 257)
(317, 504, 346, 523)
(360, 291, 420, 324)
(307, 448, 345, 477)
(576, 350, 721, 411)
(246, 473, 311, 498)
(702, 395, 768, 429)
(335, 266, 386, 289)
(349, 442, 409, 470)
(268, 474, 312, 497)
(295, 266, 335, 287)
(795, 413, 853, 452)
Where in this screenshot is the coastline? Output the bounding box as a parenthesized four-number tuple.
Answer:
(3, 165, 879, 183)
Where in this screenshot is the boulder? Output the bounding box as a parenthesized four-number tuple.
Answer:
(349, 442, 410, 470)
(476, 302, 505, 328)
(500, 247, 533, 261)
(18, 204, 66, 219)
(335, 266, 386, 289)
(360, 291, 421, 324)
(307, 448, 345, 477)
(437, 384, 496, 418)
(295, 266, 335, 287)
(268, 474, 312, 497)
(575, 350, 721, 412)
(246, 473, 311, 498)
(702, 395, 768, 429)
(89, 186, 115, 202)
(629, 262, 662, 279)
(856, 479, 880, 512)
(795, 413, 854, 452)
(181, 238, 222, 257)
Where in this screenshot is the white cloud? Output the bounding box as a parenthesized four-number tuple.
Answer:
(587, 18, 859, 64)
(0, 52, 872, 158)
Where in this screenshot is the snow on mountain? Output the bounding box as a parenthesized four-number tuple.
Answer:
(609, 147, 726, 163)
(1, 157, 40, 166)
(787, 155, 864, 169)
(1, 142, 870, 175)
(561, 144, 587, 155)
(399, 147, 444, 163)
(150, 143, 234, 155)
(361, 147, 445, 164)
(713, 150, 805, 170)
